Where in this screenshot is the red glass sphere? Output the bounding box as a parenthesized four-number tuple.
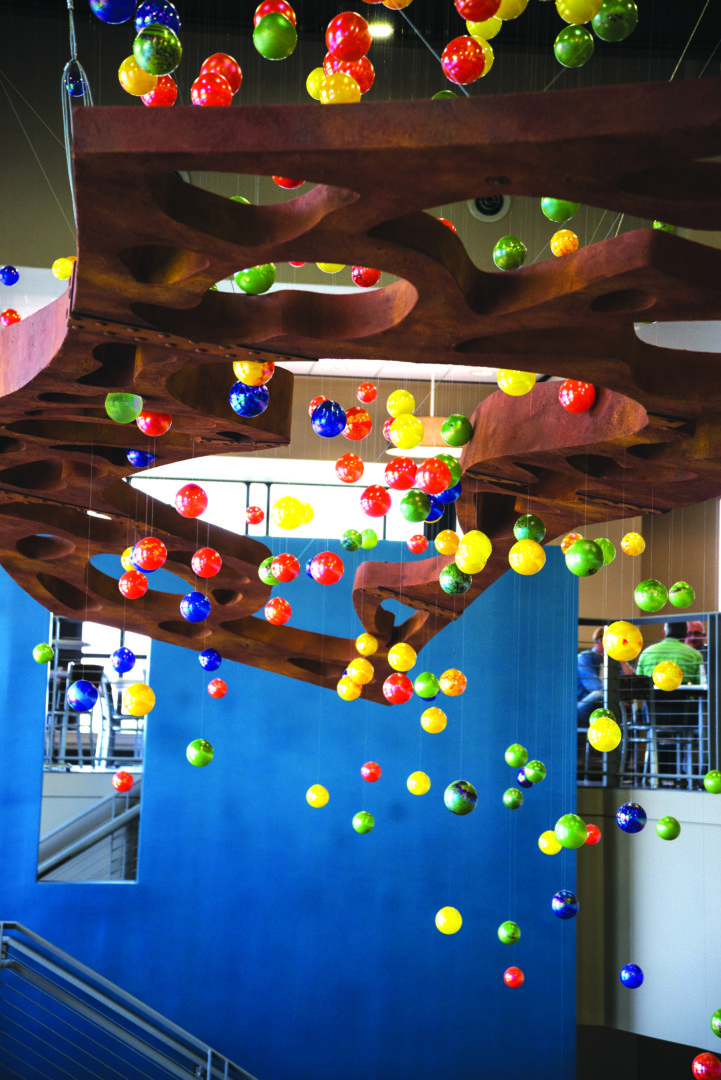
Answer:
(503, 966, 525, 989)
(351, 265, 381, 288)
(0, 309, 21, 327)
(357, 382, 377, 403)
(361, 761, 382, 782)
(136, 411, 172, 437)
(254, 0, 297, 26)
(385, 457, 417, 491)
(288, 261, 305, 268)
(191, 547, 222, 578)
(118, 570, 148, 599)
(454, 0, 501, 19)
(271, 552, 300, 582)
(360, 485, 392, 517)
(326, 12, 372, 61)
(246, 505, 265, 524)
(273, 176, 304, 189)
(190, 73, 232, 107)
(440, 36, 486, 85)
(438, 217, 457, 233)
(407, 534, 428, 554)
(309, 395, 328, 417)
(133, 536, 167, 572)
(200, 53, 242, 94)
(323, 53, 375, 93)
(416, 457, 452, 496)
(175, 483, 208, 518)
(383, 672, 413, 704)
(585, 823, 602, 845)
(382, 417, 394, 442)
(112, 769, 134, 792)
(310, 551, 344, 585)
(141, 74, 177, 106)
(208, 677, 228, 699)
(693, 1054, 721, 1080)
(558, 379, 596, 414)
(265, 597, 291, 624)
(343, 406, 372, 441)
(336, 452, 364, 483)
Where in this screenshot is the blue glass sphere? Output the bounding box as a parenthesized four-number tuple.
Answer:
(134, 0, 180, 33)
(180, 591, 212, 623)
(551, 890, 579, 919)
(434, 480, 462, 505)
(130, 551, 156, 574)
(111, 647, 136, 674)
(126, 449, 155, 468)
(616, 802, 647, 833)
(619, 963, 644, 989)
(65, 70, 86, 97)
(229, 382, 269, 418)
(0, 265, 19, 286)
(66, 680, 99, 711)
(311, 401, 346, 438)
(305, 558, 314, 578)
(199, 648, 222, 671)
(425, 498, 444, 524)
(517, 768, 533, 789)
(89, 0, 138, 24)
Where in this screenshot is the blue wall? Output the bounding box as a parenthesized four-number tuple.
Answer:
(0, 542, 578, 1080)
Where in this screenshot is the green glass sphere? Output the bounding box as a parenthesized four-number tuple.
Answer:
(591, 0, 638, 42)
(505, 743, 528, 768)
(253, 12, 297, 59)
(634, 578, 668, 613)
(565, 539, 604, 577)
(704, 770, 721, 795)
(497, 920, 521, 945)
(432, 90, 458, 99)
(656, 815, 681, 841)
(653, 220, 675, 233)
(593, 537, 616, 565)
(589, 707, 616, 723)
(361, 528, 378, 549)
(493, 235, 527, 271)
(400, 490, 431, 523)
(444, 779, 478, 815)
(414, 671, 441, 700)
(436, 453, 462, 488)
(554, 25, 594, 67)
(514, 514, 546, 543)
(668, 581, 695, 608)
(341, 529, 362, 551)
(186, 738, 214, 767)
(711, 1009, 721, 1038)
(231, 195, 251, 205)
(439, 564, 472, 595)
(503, 787, 524, 810)
(133, 23, 182, 75)
(33, 643, 54, 664)
(105, 393, 143, 424)
(441, 414, 473, 447)
(541, 197, 580, 222)
(258, 556, 278, 585)
(554, 812, 587, 849)
(352, 810, 375, 834)
(524, 759, 546, 783)
(235, 263, 276, 295)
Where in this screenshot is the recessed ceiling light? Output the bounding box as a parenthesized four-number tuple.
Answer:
(369, 23, 393, 37)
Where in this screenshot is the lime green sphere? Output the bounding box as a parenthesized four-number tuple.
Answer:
(436, 453, 462, 487)
(505, 743, 528, 768)
(656, 815, 681, 841)
(414, 671, 440, 700)
(503, 787, 524, 810)
(711, 1009, 721, 1038)
(565, 539, 604, 577)
(133, 23, 182, 75)
(554, 25, 594, 67)
(541, 197, 580, 222)
(105, 393, 143, 424)
(592, 0, 637, 42)
(341, 529, 362, 551)
(33, 643, 54, 664)
(497, 920, 521, 944)
(514, 514, 546, 542)
(668, 581, 695, 608)
(589, 707, 616, 723)
(493, 235, 527, 271)
(441, 414, 473, 447)
(593, 537, 616, 565)
(253, 12, 297, 59)
(653, 220, 675, 233)
(400, 490, 431, 523)
(634, 578, 668, 613)
(433, 90, 458, 99)
(524, 759, 546, 783)
(361, 528, 378, 549)
(186, 739, 214, 767)
(235, 264, 276, 295)
(352, 810, 375, 834)
(704, 770, 721, 794)
(258, 556, 278, 585)
(555, 812, 587, 849)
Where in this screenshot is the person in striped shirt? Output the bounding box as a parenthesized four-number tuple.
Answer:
(636, 622, 705, 684)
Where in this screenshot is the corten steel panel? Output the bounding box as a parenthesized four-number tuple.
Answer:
(0, 80, 719, 702)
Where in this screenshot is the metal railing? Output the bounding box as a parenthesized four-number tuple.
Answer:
(37, 783, 141, 883)
(0, 922, 259, 1080)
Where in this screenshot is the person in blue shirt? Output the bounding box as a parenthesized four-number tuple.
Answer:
(578, 626, 634, 723)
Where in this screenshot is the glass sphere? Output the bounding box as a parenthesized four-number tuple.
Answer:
(306, 783, 329, 807)
(0, 265, 19, 286)
(133, 23, 182, 76)
(180, 591, 212, 623)
(435, 530, 460, 556)
(441, 414, 473, 446)
(503, 787, 524, 809)
(503, 966, 524, 988)
(692, 1052, 721, 1080)
(620, 531, 645, 556)
(704, 770, 721, 794)
(352, 810, 375, 834)
(440, 668, 466, 696)
(265, 597, 292, 625)
(592, 0, 638, 42)
(400, 490, 431, 523)
(509, 539, 545, 575)
(712, 1009, 721, 1039)
(414, 671, 440, 700)
(616, 802, 647, 833)
(235, 264, 276, 295)
(230, 382, 269, 417)
(111, 646, 136, 674)
(513, 514, 545, 542)
(421, 706, 447, 733)
(517, 768, 532, 789)
(341, 529, 362, 551)
(112, 769, 134, 792)
(603, 621, 643, 661)
(360, 485, 392, 518)
(493, 235, 527, 271)
(524, 760, 546, 783)
(361, 761, 382, 782)
(254, 11, 298, 59)
(186, 738, 214, 766)
(343, 406, 372, 441)
(355, 633, 378, 657)
(118, 55, 158, 95)
(33, 643, 54, 664)
(439, 564, 472, 595)
(105, 393, 143, 424)
(135, 0, 181, 33)
(127, 449, 155, 468)
(441, 35, 486, 84)
(634, 578, 668, 612)
(554, 813, 588, 849)
(201, 52, 242, 93)
(619, 963, 644, 989)
(505, 743, 528, 768)
(652, 661, 683, 691)
(258, 557, 278, 585)
(407, 771, 431, 795)
(558, 379, 596, 413)
(383, 673, 413, 704)
(90, 0, 137, 23)
(435, 906, 462, 934)
(310, 551, 344, 586)
(556, 0, 602, 24)
(388, 642, 417, 672)
(656, 815, 681, 841)
(669, 581, 695, 608)
(337, 676, 362, 701)
(67, 680, 99, 712)
(389, 415, 425, 450)
(497, 920, 521, 945)
(588, 718, 622, 752)
(497, 369, 536, 395)
(123, 682, 155, 716)
(118, 570, 148, 599)
(551, 890, 579, 919)
(312, 400, 347, 438)
(550, 229, 579, 257)
(444, 779, 478, 815)
(199, 648, 222, 671)
(538, 830, 562, 855)
(175, 483, 208, 518)
(541, 197, 579, 222)
(336, 453, 364, 484)
(347, 657, 374, 685)
(270, 553, 299, 582)
(593, 537, 616, 565)
(554, 24, 594, 67)
(407, 535, 428, 554)
(565, 539, 604, 577)
(319, 72, 361, 104)
(585, 823, 602, 845)
(208, 678, 227, 699)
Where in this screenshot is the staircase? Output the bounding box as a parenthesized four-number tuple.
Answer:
(37, 784, 142, 882)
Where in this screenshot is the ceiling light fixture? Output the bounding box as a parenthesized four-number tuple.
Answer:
(368, 23, 394, 37)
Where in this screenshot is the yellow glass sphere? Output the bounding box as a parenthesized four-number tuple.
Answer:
(440, 668, 467, 696)
(435, 906, 462, 934)
(301, 502, 314, 524)
(457, 530, 492, 563)
(319, 72, 361, 105)
(497, 369, 536, 396)
(118, 56, 158, 96)
(382, 0, 413, 9)
(123, 682, 155, 716)
(538, 829, 562, 855)
(337, 676, 362, 701)
(356, 632, 379, 657)
(561, 531, 583, 554)
(271, 495, 305, 530)
(232, 359, 275, 386)
(556, 0, 602, 23)
(587, 718, 622, 752)
(316, 262, 345, 274)
(387, 642, 417, 672)
(434, 530, 460, 556)
(454, 552, 487, 575)
(51, 256, 76, 280)
(306, 66, 325, 100)
(497, 0, 529, 18)
(120, 546, 135, 572)
(475, 37, 494, 76)
(389, 414, 425, 450)
(347, 657, 374, 685)
(407, 770, 431, 795)
(603, 621, 643, 662)
(621, 531, 645, 556)
(386, 389, 416, 418)
(550, 229, 579, 257)
(306, 783, 329, 807)
(421, 706, 447, 733)
(652, 660, 684, 691)
(508, 539, 546, 575)
(467, 15, 502, 38)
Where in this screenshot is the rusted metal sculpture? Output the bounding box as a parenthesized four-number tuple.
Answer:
(0, 79, 719, 701)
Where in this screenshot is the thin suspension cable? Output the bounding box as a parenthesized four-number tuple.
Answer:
(62, 0, 93, 224)
(395, 6, 471, 98)
(0, 69, 65, 147)
(669, 0, 712, 80)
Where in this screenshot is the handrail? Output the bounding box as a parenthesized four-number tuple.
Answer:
(36, 802, 141, 878)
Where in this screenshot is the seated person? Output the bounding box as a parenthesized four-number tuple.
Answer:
(685, 620, 707, 652)
(636, 622, 704, 684)
(577, 628, 605, 724)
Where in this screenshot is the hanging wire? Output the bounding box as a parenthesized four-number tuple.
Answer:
(62, 0, 94, 224)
